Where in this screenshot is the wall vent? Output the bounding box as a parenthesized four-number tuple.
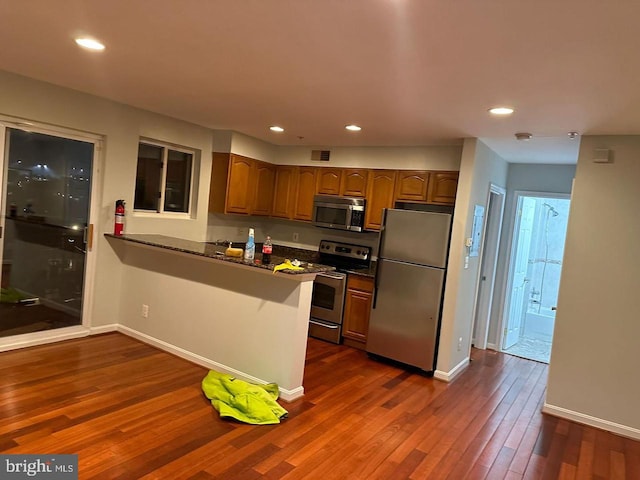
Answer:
(311, 150, 331, 162)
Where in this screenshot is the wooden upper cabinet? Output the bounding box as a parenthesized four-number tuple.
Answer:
(252, 161, 276, 216)
(365, 169, 397, 230)
(394, 170, 430, 202)
(316, 167, 342, 195)
(225, 154, 254, 214)
(293, 167, 317, 221)
(271, 166, 297, 219)
(427, 171, 459, 205)
(340, 169, 368, 197)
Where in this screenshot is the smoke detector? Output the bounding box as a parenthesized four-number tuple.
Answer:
(568, 131, 579, 139)
(515, 132, 532, 141)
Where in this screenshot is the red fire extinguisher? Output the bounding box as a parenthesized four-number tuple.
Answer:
(114, 200, 125, 236)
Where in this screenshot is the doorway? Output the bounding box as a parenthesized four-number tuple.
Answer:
(501, 192, 570, 363)
(472, 184, 506, 350)
(0, 125, 96, 339)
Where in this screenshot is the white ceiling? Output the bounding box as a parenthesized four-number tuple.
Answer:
(2, 1, 640, 164)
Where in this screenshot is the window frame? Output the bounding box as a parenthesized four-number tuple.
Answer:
(133, 138, 196, 217)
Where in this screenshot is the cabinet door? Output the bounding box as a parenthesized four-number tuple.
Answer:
(394, 171, 430, 202)
(427, 171, 459, 205)
(316, 167, 342, 195)
(365, 170, 396, 230)
(251, 161, 276, 216)
(293, 167, 317, 221)
(225, 154, 254, 214)
(271, 166, 297, 219)
(343, 275, 374, 344)
(340, 169, 368, 197)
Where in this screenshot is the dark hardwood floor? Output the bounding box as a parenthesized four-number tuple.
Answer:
(0, 333, 638, 479)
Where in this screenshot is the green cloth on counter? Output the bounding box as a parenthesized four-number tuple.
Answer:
(201, 370, 288, 425)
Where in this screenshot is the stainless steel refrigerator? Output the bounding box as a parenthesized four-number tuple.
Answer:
(366, 208, 452, 372)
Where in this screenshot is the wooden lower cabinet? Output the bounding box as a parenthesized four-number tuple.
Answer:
(342, 274, 375, 349)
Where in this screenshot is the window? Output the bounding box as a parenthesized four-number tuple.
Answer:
(134, 140, 194, 214)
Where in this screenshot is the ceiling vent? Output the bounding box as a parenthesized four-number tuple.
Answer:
(311, 150, 331, 162)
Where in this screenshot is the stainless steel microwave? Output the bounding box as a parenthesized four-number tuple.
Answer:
(312, 195, 365, 232)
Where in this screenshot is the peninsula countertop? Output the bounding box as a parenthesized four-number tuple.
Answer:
(105, 233, 336, 278)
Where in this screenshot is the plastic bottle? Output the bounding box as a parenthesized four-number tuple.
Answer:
(244, 228, 255, 262)
(262, 235, 273, 264)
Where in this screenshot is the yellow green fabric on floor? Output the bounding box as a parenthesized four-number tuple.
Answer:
(201, 370, 288, 425)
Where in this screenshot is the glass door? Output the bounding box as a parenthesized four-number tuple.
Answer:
(0, 127, 94, 338)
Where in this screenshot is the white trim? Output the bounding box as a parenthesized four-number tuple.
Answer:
(116, 325, 304, 402)
(89, 324, 119, 335)
(543, 403, 640, 440)
(434, 356, 470, 382)
(487, 342, 499, 351)
(0, 326, 90, 353)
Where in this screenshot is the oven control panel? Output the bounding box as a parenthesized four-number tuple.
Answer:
(318, 240, 371, 262)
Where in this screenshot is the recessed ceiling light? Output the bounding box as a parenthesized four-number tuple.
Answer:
(515, 132, 532, 141)
(345, 124, 362, 132)
(75, 37, 105, 51)
(567, 131, 579, 139)
(488, 107, 514, 116)
(269, 126, 284, 133)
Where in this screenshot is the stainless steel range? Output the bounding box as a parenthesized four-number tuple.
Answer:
(309, 240, 371, 344)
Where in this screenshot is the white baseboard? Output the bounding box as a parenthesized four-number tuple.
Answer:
(0, 326, 89, 353)
(116, 325, 304, 401)
(543, 403, 640, 440)
(434, 356, 470, 382)
(487, 342, 499, 351)
(89, 324, 119, 335)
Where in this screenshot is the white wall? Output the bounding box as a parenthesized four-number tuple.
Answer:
(487, 163, 576, 346)
(545, 136, 640, 438)
(112, 240, 313, 398)
(436, 139, 508, 378)
(0, 70, 213, 327)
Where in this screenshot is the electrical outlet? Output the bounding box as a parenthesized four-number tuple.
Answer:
(458, 337, 463, 351)
(237, 227, 244, 236)
(142, 304, 149, 318)
(293, 232, 299, 242)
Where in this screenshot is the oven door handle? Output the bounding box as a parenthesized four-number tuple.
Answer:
(310, 319, 340, 329)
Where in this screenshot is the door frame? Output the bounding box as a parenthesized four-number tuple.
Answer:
(0, 115, 103, 351)
(470, 183, 506, 350)
(496, 190, 571, 354)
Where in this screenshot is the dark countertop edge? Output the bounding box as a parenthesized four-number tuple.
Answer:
(104, 233, 336, 277)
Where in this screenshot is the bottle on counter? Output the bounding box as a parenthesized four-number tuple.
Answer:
(262, 235, 273, 264)
(244, 228, 255, 262)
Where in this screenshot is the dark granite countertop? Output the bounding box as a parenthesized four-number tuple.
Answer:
(105, 234, 336, 276)
(342, 262, 377, 278)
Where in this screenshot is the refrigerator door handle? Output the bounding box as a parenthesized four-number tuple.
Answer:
(372, 259, 382, 309)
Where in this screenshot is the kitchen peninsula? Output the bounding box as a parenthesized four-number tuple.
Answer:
(106, 234, 334, 400)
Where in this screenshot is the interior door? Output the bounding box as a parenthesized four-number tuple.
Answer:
(503, 196, 535, 349)
(0, 126, 94, 338)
